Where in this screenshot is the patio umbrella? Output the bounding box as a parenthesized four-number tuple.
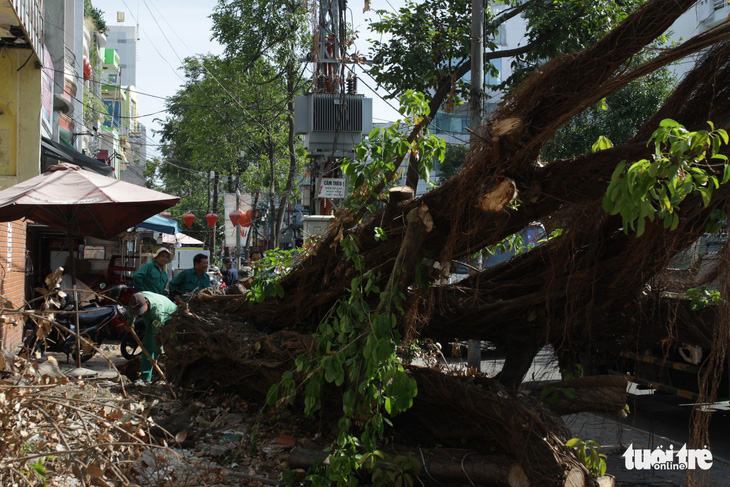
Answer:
(0, 163, 180, 366)
(0, 163, 179, 238)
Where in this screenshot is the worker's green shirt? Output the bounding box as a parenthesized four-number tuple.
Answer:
(168, 268, 212, 301)
(133, 260, 168, 295)
(138, 291, 177, 331)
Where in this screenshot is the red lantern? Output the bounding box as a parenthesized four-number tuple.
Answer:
(160, 211, 172, 219)
(183, 212, 195, 229)
(206, 213, 218, 228)
(239, 211, 252, 228)
(229, 210, 241, 226)
(83, 57, 92, 81)
(245, 209, 257, 222)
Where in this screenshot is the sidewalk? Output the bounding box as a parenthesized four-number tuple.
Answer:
(43, 342, 129, 379)
(566, 412, 730, 486)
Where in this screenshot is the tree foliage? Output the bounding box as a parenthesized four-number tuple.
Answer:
(542, 48, 677, 161)
(153, 54, 292, 247)
(368, 0, 643, 107)
(210, 0, 310, 248)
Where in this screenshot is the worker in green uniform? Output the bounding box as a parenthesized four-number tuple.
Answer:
(128, 291, 178, 382)
(168, 253, 212, 303)
(133, 247, 171, 295)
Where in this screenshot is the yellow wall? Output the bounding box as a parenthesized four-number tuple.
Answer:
(0, 51, 18, 182)
(0, 49, 42, 189)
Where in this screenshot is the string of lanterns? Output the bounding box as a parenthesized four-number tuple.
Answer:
(159, 210, 257, 230)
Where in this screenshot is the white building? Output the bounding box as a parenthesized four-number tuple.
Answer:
(669, 0, 729, 80)
(105, 25, 138, 87)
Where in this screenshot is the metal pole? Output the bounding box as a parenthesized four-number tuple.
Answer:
(66, 230, 82, 368)
(470, 0, 485, 141)
(468, 0, 485, 372)
(235, 190, 241, 268)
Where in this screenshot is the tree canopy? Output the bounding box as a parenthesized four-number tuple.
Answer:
(152, 54, 293, 248)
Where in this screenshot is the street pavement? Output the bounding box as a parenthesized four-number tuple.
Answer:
(567, 410, 730, 486)
(462, 345, 730, 486)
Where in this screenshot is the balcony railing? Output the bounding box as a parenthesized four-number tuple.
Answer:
(9, 0, 43, 55)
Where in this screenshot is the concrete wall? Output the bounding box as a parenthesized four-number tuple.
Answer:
(0, 49, 42, 187)
(0, 4, 43, 351)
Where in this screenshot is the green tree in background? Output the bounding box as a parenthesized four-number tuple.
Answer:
(210, 0, 310, 248)
(542, 50, 677, 161)
(367, 0, 644, 190)
(152, 54, 291, 251)
(369, 0, 642, 112)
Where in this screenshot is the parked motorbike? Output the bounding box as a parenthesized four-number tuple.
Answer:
(24, 284, 142, 363)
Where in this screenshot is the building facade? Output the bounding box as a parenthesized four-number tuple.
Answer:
(0, 0, 44, 349)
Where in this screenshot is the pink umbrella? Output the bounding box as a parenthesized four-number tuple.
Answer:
(0, 163, 179, 238)
(0, 163, 179, 366)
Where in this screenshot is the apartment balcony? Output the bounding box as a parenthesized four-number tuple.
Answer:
(8, 0, 44, 55)
(698, 0, 729, 28)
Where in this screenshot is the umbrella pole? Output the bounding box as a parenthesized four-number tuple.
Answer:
(66, 230, 82, 368)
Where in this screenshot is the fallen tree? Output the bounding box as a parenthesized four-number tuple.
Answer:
(161, 1, 730, 485)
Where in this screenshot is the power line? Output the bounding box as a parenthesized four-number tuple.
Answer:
(118, 0, 188, 85)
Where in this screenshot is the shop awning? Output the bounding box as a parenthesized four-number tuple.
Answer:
(158, 232, 204, 245)
(136, 213, 180, 235)
(41, 136, 114, 176)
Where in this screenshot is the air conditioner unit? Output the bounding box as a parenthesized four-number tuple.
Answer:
(295, 94, 373, 155)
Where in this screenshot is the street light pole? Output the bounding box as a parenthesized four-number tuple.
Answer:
(468, 0, 485, 372)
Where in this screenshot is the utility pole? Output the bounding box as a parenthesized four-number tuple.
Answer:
(296, 0, 371, 218)
(470, 0, 485, 142)
(468, 0, 485, 372)
(312, 0, 346, 216)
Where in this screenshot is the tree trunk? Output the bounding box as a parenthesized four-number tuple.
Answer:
(288, 445, 589, 487)
(267, 136, 277, 250)
(274, 57, 301, 250)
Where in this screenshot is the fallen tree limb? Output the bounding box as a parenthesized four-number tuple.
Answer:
(524, 375, 628, 418)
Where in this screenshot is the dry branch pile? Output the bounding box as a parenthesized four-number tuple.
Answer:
(0, 355, 218, 486)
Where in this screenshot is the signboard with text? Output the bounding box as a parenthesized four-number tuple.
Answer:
(318, 178, 346, 199)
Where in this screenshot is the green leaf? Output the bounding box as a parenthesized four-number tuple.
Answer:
(592, 135, 613, 152)
(660, 118, 680, 128)
(565, 438, 582, 449)
(718, 128, 729, 145)
(609, 162, 627, 184)
(671, 212, 680, 231)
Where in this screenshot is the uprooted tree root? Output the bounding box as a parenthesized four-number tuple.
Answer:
(160, 301, 313, 398)
(160, 310, 608, 486)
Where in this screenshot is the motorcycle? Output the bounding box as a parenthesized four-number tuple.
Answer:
(24, 283, 142, 363)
